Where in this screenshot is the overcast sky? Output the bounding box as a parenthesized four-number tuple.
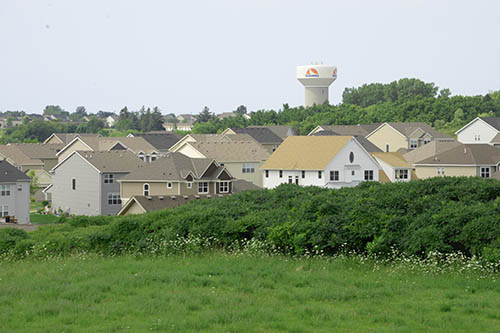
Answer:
(1, 0, 499, 115)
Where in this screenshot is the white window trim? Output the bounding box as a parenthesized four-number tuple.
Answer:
(167, 182, 173, 189)
(219, 181, 230, 193)
(143, 183, 150, 196)
(187, 182, 193, 189)
(198, 182, 209, 194)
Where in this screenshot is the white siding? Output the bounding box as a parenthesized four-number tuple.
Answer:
(457, 119, 499, 144)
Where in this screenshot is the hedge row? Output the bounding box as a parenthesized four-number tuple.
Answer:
(1, 177, 500, 260)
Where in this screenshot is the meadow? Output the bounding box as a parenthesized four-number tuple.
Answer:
(1, 253, 499, 332)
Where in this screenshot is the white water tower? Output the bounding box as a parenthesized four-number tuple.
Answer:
(297, 64, 337, 107)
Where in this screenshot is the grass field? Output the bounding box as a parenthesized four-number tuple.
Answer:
(29, 213, 60, 224)
(1, 254, 499, 332)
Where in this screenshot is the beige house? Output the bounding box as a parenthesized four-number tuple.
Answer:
(171, 136, 269, 187)
(308, 124, 381, 137)
(371, 152, 413, 182)
(118, 152, 233, 204)
(365, 122, 453, 152)
(222, 127, 284, 153)
(413, 144, 500, 179)
(43, 133, 102, 145)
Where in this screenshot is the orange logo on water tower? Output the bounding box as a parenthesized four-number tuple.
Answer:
(332, 67, 337, 78)
(305, 68, 319, 77)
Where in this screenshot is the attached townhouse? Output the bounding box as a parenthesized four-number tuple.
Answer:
(413, 144, 500, 179)
(127, 132, 181, 153)
(55, 136, 160, 163)
(0, 161, 31, 224)
(50, 151, 145, 216)
(222, 127, 284, 153)
(118, 152, 234, 205)
(261, 136, 382, 189)
(455, 117, 500, 147)
(365, 122, 453, 152)
(43, 133, 102, 145)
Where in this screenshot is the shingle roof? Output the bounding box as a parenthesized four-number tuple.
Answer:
(490, 133, 500, 143)
(230, 127, 283, 144)
(248, 126, 295, 139)
(414, 144, 500, 165)
(403, 141, 462, 165)
(383, 122, 452, 139)
(261, 136, 353, 170)
(316, 124, 381, 137)
(78, 151, 145, 172)
(132, 132, 181, 150)
(45, 133, 102, 145)
(232, 179, 262, 192)
(97, 137, 158, 154)
(11, 143, 64, 159)
(0, 145, 43, 166)
(189, 139, 270, 162)
(120, 152, 218, 181)
(371, 152, 410, 168)
(121, 194, 230, 214)
(480, 117, 500, 131)
(311, 132, 381, 152)
(0, 161, 31, 182)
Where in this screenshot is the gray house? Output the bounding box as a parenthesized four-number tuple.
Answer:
(50, 151, 145, 216)
(0, 161, 31, 224)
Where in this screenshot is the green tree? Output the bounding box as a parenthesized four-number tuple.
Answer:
(234, 105, 247, 115)
(196, 106, 216, 123)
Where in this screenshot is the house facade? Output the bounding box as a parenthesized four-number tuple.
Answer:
(50, 151, 145, 216)
(261, 136, 381, 189)
(371, 152, 412, 182)
(455, 117, 500, 146)
(0, 161, 31, 224)
(222, 127, 283, 154)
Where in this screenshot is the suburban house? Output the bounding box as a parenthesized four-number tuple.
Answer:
(43, 133, 102, 145)
(403, 141, 462, 166)
(118, 152, 234, 204)
(455, 117, 500, 147)
(105, 115, 119, 128)
(127, 132, 181, 153)
(371, 152, 413, 182)
(308, 124, 381, 137)
(413, 144, 500, 179)
(55, 136, 160, 163)
(172, 138, 270, 187)
(50, 151, 145, 216)
(311, 131, 382, 152)
(247, 125, 295, 139)
(222, 127, 283, 153)
(169, 133, 257, 152)
(117, 179, 259, 216)
(261, 136, 382, 189)
(0, 161, 31, 224)
(365, 122, 453, 152)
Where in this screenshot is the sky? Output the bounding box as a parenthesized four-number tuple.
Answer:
(1, 0, 499, 115)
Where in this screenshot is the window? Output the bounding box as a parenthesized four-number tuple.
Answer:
(330, 170, 339, 181)
(72, 178, 76, 190)
(220, 163, 224, 166)
(167, 182, 172, 189)
(265, 170, 269, 178)
(138, 152, 145, 162)
(481, 167, 490, 178)
(295, 176, 299, 185)
(437, 167, 445, 176)
(318, 171, 322, 179)
(279, 170, 283, 178)
(198, 182, 209, 194)
(104, 174, 114, 184)
(187, 182, 193, 189)
(424, 138, 431, 145)
(143, 183, 150, 196)
(219, 181, 229, 193)
(351, 170, 355, 176)
(301, 170, 305, 179)
(385, 144, 390, 152)
(107, 193, 122, 205)
(396, 169, 409, 180)
(17, 184, 22, 191)
(151, 153, 158, 162)
(1, 205, 8, 217)
(0, 185, 10, 196)
(409, 139, 418, 149)
(242, 163, 255, 174)
(349, 152, 354, 163)
(364, 170, 374, 180)
(288, 176, 293, 184)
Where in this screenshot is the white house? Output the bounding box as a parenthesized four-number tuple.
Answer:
(371, 152, 412, 182)
(260, 136, 382, 189)
(456, 117, 500, 146)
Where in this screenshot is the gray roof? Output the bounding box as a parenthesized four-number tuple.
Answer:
(230, 127, 283, 144)
(316, 124, 381, 137)
(132, 132, 181, 150)
(481, 117, 500, 131)
(11, 143, 64, 159)
(120, 152, 223, 181)
(47, 133, 102, 145)
(190, 139, 270, 162)
(123, 194, 230, 214)
(232, 179, 262, 192)
(311, 132, 381, 152)
(384, 122, 453, 139)
(404, 141, 462, 165)
(0, 161, 31, 182)
(248, 126, 295, 139)
(78, 151, 146, 173)
(414, 144, 500, 165)
(0, 145, 43, 166)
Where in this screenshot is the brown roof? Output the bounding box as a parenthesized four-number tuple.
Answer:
(75, 151, 146, 173)
(371, 152, 410, 168)
(189, 139, 270, 162)
(45, 133, 102, 145)
(315, 124, 381, 137)
(403, 141, 462, 165)
(261, 136, 352, 170)
(414, 144, 500, 165)
(0, 145, 43, 166)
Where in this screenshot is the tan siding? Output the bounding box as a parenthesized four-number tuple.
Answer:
(58, 140, 93, 162)
(120, 201, 146, 215)
(121, 182, 179, 200)
(45, 136, 63, 144)
(415, 166, 477, 179)
(368, 125, 408, 152)
(223, 161, 263, 187)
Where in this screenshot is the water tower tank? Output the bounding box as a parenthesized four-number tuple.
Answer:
(297, 64, 337, 107)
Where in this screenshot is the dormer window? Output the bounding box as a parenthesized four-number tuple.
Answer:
(138, 152, 146, 162)
(151, 152, 158, 161)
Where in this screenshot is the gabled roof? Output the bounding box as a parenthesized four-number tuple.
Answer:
(132, 132, 182, 150)
(43, 133, 102, 145)
(480, 117, 500, 131)
(120, 152, 231, 182)
(10, 143, 64, 159)
(368, 122, 452, 139)
(371, 152, 410, 168)
(52, 150, 145, 173)
(414, 144, 500, 165)
(261, 136, 353, 170)
(229, 127, 283, 144)
(56, 136, 158, 157)
(491, 133, 500, 144)
(310, 132, 381, 152)
(311, 124, 381, 137)
(188, 139, 270, 162)
(0, 145, 44, 166)
(232, 179, 262, 192)
(403, 141, 462, 165)
(247, 125, 295, 139)
(0, 161, 31, 182)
